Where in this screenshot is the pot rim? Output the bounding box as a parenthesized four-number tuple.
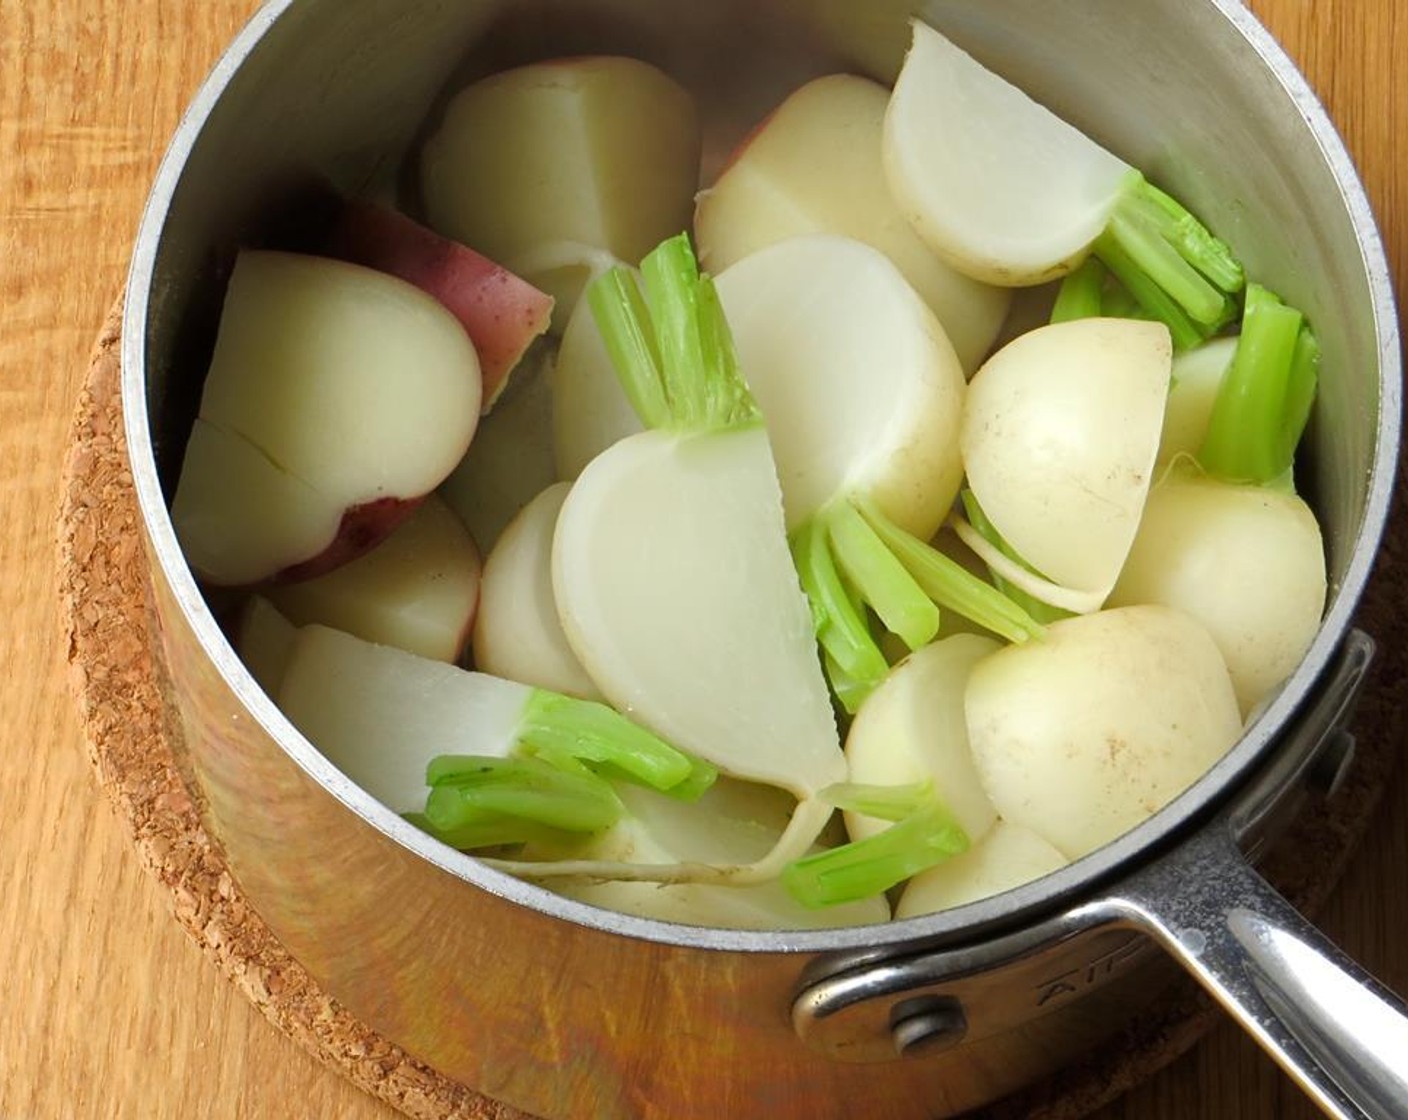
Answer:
(121, 0, 1402, 957)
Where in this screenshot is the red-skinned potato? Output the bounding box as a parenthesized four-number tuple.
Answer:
(325, 200, 554, 411)
(170, 250, 481, 586)
(264, 494, 483, 663)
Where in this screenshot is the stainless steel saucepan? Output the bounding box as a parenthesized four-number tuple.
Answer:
(122, 1, 1407, 1117)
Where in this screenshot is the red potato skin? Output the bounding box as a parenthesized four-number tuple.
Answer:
(326, 201, 554, 412)
(273, 495, 423, 584)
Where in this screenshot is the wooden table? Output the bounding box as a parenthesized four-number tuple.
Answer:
(2, 2, 1404, 1117)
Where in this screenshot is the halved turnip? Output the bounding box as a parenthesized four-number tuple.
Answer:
(170, 250, 480, 586)
(965, 605, 1242, 860)
(325, 199, 554, 411)
(956, 317, 1172, 613)
(420, 56, 701, 330)
(843, 634, 999, 844)
(264, 494, 481, 663)
(1111, 283, 1325, 715)
(895, 821, 1068, 918)
(1108, 476, 1325, 716)
(530, 235, 848, 885)
(1157, 336, 1239, 470)
(883, 20, 1242, 348)
(694, 73, 1010, 373)
(473, 482, 600, 700)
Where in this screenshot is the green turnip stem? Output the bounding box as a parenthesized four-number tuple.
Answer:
(1051, 257, 1107, 324)
(791, 518, 890, 703)
(782, 801, 969, 908)
(519, 689, 716, 799)
(1095, 176, 1244, 342)
(825, 502, 940, 652)
(855, 497, 1045, 643)
(1199, 283, 1319, 486)
(423, 755, 623, 836)
(404, 810, 576, 852)
(822, 780, 933, 823)
(960, 491, 1071, 625)
(590, 232, 762, 435)
(1094, 228, 1205, 350)
(587, 270, 670, 428)
(823, 651, 873, 717)
(481, 795, 838, 886)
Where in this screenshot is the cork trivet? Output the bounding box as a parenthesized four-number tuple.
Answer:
(57, 303, 1406, 1120)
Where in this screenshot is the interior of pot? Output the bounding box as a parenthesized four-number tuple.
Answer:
(124, 0, 1399, 951)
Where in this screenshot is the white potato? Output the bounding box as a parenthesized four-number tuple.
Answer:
(1108, 475, 1326, 715)
(960, 318, 1172, 608)
(233, 595, 298, 696)
(844, 635, 1000, 844)
(883, 20, 1134, 285)
(421, 56, 701, 328)
(895, 821, 1068, 918)
(265, 494, 481, 664)
(473, 482, 600, 699)
(965, 605, 1241, 859)
(695, 73, 1010, 373)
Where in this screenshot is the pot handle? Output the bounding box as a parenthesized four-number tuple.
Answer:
(1093, 793, 1408, 1119)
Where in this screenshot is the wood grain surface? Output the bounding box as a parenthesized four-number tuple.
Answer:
(2, 2, 1405, 1119)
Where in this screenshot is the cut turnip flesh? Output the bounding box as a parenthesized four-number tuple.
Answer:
(552, 426, 845, 798)
(843, 634, 999, 844)
(695, 73, 1010, 373)
(714, 235, 966, 539)
(473, 482, 601, 700)
(1108, 475, 1326, 716)
(961, 318, 1171, 606)
(1157, 336, 1239, 470)
(883, 20, 1134, 286)
(277, 624, 532, 815)
(965, 605, 1241, 860)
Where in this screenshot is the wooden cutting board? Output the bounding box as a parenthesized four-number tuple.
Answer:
(4, 2, 1407, 1118)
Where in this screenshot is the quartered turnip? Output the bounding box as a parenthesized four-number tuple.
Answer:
(473, 482, 601, 700)
(421, 56, 702, 330)
(170, 251, 481, 586)
(956, 317, 1173, 614)
(883, 20, 1243, 349)
(965, 605, 1242, 860)
(695, 73, 1010, 373)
